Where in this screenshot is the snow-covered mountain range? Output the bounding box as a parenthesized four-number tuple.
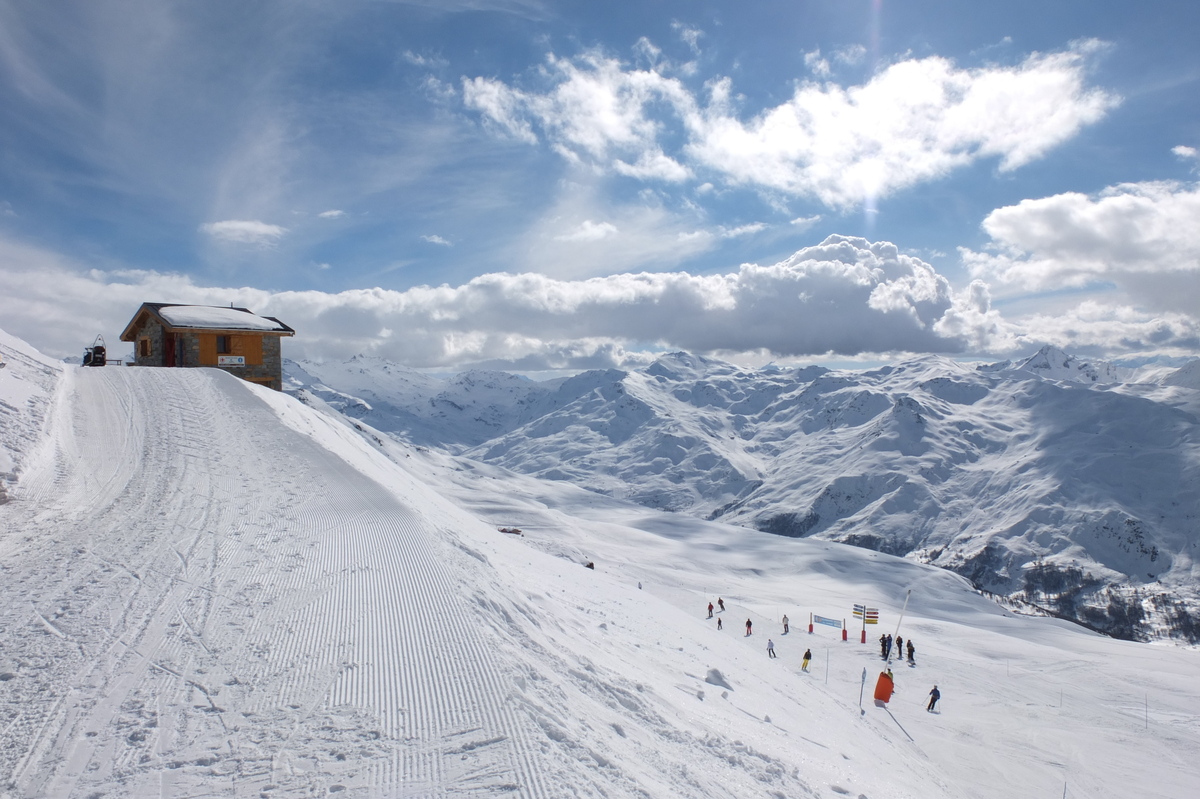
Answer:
(286, 346, 1200, 643)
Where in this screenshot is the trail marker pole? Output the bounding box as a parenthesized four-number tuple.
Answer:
(858, 667, 866, 713)
(887, 589, 911, 665)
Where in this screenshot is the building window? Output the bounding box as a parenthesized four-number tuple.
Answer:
(217, 335, 232, 354)
(138, 338, 151, 357)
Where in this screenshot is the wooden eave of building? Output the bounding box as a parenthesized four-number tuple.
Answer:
(120, 303, 295, 341)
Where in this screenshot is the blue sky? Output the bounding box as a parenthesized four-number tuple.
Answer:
(1, 0, 1198, 371)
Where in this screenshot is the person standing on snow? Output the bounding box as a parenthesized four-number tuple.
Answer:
(927, 685, 940, 711)
(879, 634, 888, 658)
(896, 635, 904, 657)
(885, 634, 893, 659)
(767, 639, 777, 658)
(745, 618, 753, 636)
(718, 598, 725, 612)
(906, 640, 915, 663)
(782, 614, 789, 634)
(717, 617, 723, 630)
(802, 649, 812, 671)
(707, 602, 714, 618)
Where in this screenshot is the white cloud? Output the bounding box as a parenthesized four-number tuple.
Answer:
(833, 45, 867, 66)
(685, 40, 1119, 207)
(199, 219, 288, 245)
(422, 234, 453, 246)
(402, 51, 447, 69)
(962, 181, 1200, 314)
(1007, 301, 1200, 355)
(463, 40, 1118, 208)
(518, 185, 719, 277)
(672, 22, 703, 55)
(790, 214, 822, 231)
(803, 50, 832, 78)
(0, 233, 1006, 368)
(554, 220, 619, 242)
(318, 209, 345, 219)
(612, 150, 691, 182)
(719, 223, 767, 238)
(9, 231, 1196, 369)
(1172, 145, 1197, 160)
(461, 76, 539, 144)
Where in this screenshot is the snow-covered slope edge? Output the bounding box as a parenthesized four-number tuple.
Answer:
(0, 329, 62, 504)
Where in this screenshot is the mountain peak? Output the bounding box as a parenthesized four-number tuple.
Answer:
(1011, 346, 1129, 384)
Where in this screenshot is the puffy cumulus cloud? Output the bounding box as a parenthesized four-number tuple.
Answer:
(933, 280, 1018, 353)
(463, 51, 693, 175)
(462, 40, 1117, 208)
(962, 181, 1200, 314)
(255, 235, 993, 366)
(421, 234, 452, 246)
(0, 234, 1005, 369)
(200, 219, 287, 245)
(685, 41, 1118, 206)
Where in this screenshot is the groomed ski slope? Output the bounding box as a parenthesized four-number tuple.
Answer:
(0, 355, 1197, 798)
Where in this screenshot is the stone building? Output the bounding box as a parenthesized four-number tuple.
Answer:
(119, 303, 295, 390)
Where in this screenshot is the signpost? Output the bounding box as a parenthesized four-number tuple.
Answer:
(853, 603, 879, 643)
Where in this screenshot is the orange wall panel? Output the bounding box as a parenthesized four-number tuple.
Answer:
(243, 335, 264, 365)
(199, 335, 217, 365)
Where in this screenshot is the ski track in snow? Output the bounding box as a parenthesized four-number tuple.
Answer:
(0, 367, 546, 797)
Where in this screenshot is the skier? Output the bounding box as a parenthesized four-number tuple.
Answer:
(782, 614, 789, 634)
(707, 602, 714, 619)
(767, 639, 777, 658)
(717, 617, 723, 630)
(906, 640, 915, 664)
(885, 634, 893, 659)
(927, 685, 940, 712)
(802, 648, 812, 671)
(718, 598, 725, 612)
(745, 618, 753, 636)
(896, 635, 904, 656)
(879, 634, 888, 658)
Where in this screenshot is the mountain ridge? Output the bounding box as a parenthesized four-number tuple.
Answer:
(285, 348, 1200, 642)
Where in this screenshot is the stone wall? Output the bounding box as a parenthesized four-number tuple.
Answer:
(131, 320, 164, 367)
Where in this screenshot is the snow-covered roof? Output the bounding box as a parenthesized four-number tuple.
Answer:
(156, 305, 288, 332)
